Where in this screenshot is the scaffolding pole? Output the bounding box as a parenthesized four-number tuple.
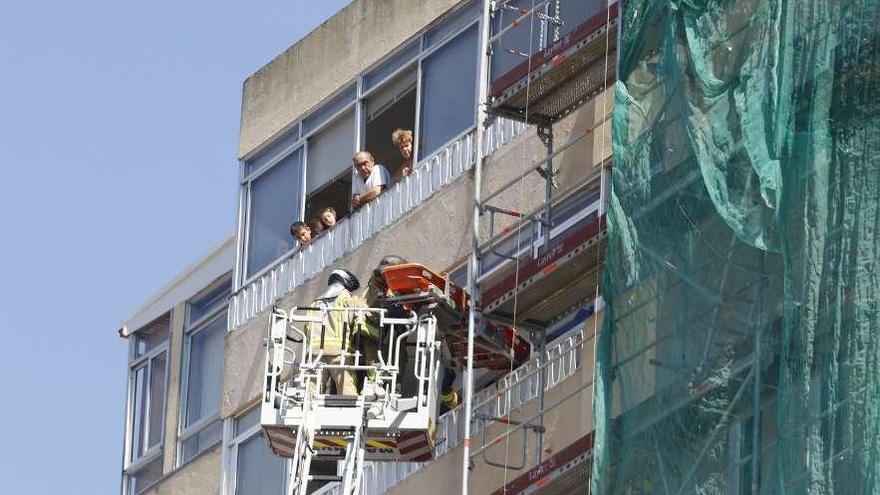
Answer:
(462, 1, 494, 493)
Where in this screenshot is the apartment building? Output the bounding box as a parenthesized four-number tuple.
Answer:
(119, 0, 616, 494)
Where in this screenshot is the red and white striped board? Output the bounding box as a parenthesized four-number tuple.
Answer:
(262, 425, 435, 462)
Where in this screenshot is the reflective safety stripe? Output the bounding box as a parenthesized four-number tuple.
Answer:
(441, 390, 460, 407)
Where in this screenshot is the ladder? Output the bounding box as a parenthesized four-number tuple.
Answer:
(285, 396, 370, 495)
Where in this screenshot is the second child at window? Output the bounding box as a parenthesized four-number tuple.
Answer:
(351, 151, 390, 209)
(290, 221, 313, 248)
(319, 207, 337, 230)
(309, 216, 325, 238)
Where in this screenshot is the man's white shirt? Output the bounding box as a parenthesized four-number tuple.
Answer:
(352, 164, 390, 195)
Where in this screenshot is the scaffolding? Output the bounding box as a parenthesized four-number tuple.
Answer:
(590, 0, 880, 493)
(460, 1, 618, 493)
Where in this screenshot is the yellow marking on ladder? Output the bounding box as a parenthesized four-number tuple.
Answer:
(315, 438, 348, 448)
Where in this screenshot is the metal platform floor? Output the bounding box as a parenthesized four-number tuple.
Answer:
(490, 4, 619, 126)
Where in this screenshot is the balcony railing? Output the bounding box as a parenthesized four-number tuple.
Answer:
(229, 118, 528, 330)
(312, 327, 588, 495)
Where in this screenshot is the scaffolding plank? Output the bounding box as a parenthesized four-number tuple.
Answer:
(482, 214, 607, 325)
(488, 433, 594, 495)
(490, 4, 619, 125)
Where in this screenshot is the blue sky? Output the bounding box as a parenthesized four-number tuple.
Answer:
(0, 1, 349, 493)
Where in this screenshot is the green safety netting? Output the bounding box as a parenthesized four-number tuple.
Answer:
(591, 0, 879, 494)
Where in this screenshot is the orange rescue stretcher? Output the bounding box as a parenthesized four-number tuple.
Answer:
(380, 263, 530, 371)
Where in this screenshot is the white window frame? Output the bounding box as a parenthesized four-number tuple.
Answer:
(122, 315, 171, 495)
(222, 409, 291, 495)
(176, 276, 231, 466)
(233, 0, 483, 290)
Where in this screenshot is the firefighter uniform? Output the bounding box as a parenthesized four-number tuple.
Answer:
(307, 271, 368, 395)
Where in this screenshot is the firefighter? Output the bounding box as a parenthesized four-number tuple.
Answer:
(363, 255, 411, 393)
(363, 255, 460, 411)
(439, 367, 460, 413)
(308, 269, 368, 396)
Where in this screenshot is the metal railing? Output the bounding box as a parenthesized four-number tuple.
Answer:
(230, 118, 528, 330)
(314, 327, 587, 495)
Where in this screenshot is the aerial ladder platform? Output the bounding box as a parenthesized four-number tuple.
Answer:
(261, 263, 531, 495)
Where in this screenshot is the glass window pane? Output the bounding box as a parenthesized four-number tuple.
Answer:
(302, 84, 356, 135)
(246, 148, 304, 278)
(129, 456, 163, 495)
(552, 185, 601, 229)
(364, 39, 419, 90)
(236, 433, 286, 495)
(131, 365, 147, 459)
(235, 407, 261, 438)
(490, 0, 545, 82)
(188, 279, 231, 325)
(134, 313, 170, 358)
(424, 0, 479, 49)
(245, 123, 301, 178)
(306, 111, 355, 194)
(184, 315, 225, 427)
(555, 0, 603, 39)
(147, 351, 167, 449)
(180, 420, 222, 464)
(365, 67, 417, 122)
(419, 24, 479, 157)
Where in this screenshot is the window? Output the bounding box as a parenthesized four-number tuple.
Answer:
(305, 111, 356, 223)
(424, 0, 480, 49)
(419, 24, 479, 157)
(245, 147, 304, 278)
(555, 0, 602, 39)
(178, 277, 231, 465)
(302, 84, 356, 135)
(226, 408, 338, 495)
(363, 39, 419, 90)
(729, 416, 757, 495)
(125, 313, 171, 495)
(490, 0, 546, 81)
(227, 408, 286, 495)
(245, 124, 301, 178)
(236, 1, 482, 287)
(364, 67, 417, 180)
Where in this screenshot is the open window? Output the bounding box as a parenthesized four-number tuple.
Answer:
(364, 67, 417, 181)
(304, 111, 356, 226)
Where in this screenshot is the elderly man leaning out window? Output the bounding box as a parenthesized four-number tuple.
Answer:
(351, 151, 390, 209)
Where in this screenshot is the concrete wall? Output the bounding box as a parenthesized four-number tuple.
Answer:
(161, 301, 187, 473)
(239, 0, 462, 159)
(142, 447, 222, 495)
(223, 89, 613, 418)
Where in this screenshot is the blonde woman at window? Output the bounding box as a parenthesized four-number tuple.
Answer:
(391, 128, 413, 183)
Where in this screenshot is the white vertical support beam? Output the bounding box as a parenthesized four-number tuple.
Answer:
(599, 164, 610, 216)
(462, 1, 494, 494)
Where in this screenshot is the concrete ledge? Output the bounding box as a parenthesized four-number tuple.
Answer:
(139, 444, 221, 495)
